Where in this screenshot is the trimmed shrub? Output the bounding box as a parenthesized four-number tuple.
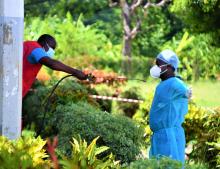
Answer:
(128, 158, 209, 169)
(185, 163, 209, 169)
(22, 79, 97, 134)
(49, 102, 145, 164)
(128, 157, 182, 169)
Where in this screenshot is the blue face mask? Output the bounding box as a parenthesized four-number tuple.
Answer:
(46, 47, 55, 57)
(45, 43, 55, 57)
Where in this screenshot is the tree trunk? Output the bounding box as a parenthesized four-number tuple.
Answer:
(122, 36, 132, 74)
(121, 1, 132, 74)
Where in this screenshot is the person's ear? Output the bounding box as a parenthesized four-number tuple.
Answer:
(167, 65, 175, 72)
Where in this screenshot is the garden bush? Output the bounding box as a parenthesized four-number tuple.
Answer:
(118, 87, 143, 118)
(128, 158, 209, 169)
(60, 136, 120, 169)
(49, 101, 145, 164)
(128, 157, 182, 169)
(185, 163, 210, 169)
(0, 130, 50, 169)
(0, 130, 209, 169)
(0, 131, 119, 169)
(22, 79, 97, 134)
(90, 84, 114, 113)
(184, 103, 220, 168)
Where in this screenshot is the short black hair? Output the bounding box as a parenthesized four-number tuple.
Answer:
(37, 34, 56, 49)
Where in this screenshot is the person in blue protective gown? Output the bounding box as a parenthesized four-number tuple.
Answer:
(149, 49, 192, 165)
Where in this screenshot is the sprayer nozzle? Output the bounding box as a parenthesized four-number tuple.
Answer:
(86, 74, 96, 82)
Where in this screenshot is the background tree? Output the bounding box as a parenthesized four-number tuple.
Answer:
(109, 0, 170, 73)
(24, 0, 122, 45)
(171, 0, 220, 44)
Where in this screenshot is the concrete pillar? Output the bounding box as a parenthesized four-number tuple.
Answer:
(0, 0, 24, 139)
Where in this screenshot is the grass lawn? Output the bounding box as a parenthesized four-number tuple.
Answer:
(127, 79, 220, 108)
(189, 80, 220, 108)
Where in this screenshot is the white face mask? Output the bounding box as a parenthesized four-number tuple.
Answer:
(150, 65, 168, 78)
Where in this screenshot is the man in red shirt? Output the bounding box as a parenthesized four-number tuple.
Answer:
(23, 34, 87, 98)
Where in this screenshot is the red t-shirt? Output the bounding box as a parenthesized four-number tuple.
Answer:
(23, 41, 46, 97)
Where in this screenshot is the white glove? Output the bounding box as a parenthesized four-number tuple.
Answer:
(186, 87, 193, 100)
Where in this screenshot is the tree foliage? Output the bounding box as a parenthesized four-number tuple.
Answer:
(25, 13, 109, 61)
(171, 0, 220, 41)
(162, 32, 220, 80)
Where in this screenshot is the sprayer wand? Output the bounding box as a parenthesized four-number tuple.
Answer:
(38, 74, 145, 133)
(39, 74, 94, 133)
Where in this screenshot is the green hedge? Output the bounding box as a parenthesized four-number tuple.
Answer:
(49, 101, 144, 164)
(22, 79, 95, 134)
(128, 158, 182, 169)
(128, 158, 209, 169)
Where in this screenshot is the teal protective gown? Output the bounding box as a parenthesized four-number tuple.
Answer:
(149, 77, 188, 164)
